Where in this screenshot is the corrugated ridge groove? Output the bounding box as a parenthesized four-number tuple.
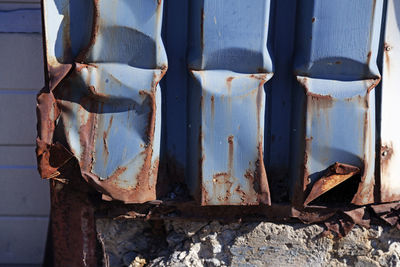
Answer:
(186, 0, 273, 205)
(40, 0, 168, 203)
(290, 0, 383, 207)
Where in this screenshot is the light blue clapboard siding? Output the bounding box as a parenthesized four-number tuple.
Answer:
(0, 3, 49, 265)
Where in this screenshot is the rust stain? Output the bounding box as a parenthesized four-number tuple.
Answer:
(366, 51, 372, 65)
(367, 78, 381, 94)
(212, 172, 233, 203)
(255, 142, 270, 205)
(210, 95, 215, 120)
(298, 76, 334, 107)
(384, 43, 391, 73)
(75, 0, 100, 63)
(226, 76, 234, 96)
(199, 125, 206, 204)
(312, 17, 316, 23)
(201, 184, 209, 205)
(78, 97, 97, 174)
(352, 102, 375, 205)
(380, 142, 398, 202)
(228, 135, 234, 176)
(304, 162, 360, 206)
(257, 67, 267, 73)
(234, 185, 255, 204)
(244, 168, 254, 182)
(102, 131, 109, 158)
(79, 71, 165, 203)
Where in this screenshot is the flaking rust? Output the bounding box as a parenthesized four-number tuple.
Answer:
(304, 162, 360, 206)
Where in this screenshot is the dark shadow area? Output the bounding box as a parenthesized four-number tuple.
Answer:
(53, 0, 93, 63)
(205, 48, 264, 74)
(53, 73, 150, 114)
(309, 147, 363, 169)
(295, 57, 380, 81)
(265, 0, 297, 203)
(308, 173, 361, 205)
(87, 26, 157, 69)
(157, 0, 189, 199)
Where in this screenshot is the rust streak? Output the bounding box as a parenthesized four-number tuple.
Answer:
(210, 95, 215, 120)
(255, 142, 270, 205)
(75, 0, 99, 63)
(226, 76, 234, 96)
(384, 43, 391, 74)
(228, 135, 234, 177)
(380, 142, 398, 202)
(366, 51, 372, 65)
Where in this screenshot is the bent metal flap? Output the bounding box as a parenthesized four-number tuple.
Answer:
(37, 0, 167, 203)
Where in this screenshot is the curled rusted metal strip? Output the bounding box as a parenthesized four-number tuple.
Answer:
(304, 162, 360, 206)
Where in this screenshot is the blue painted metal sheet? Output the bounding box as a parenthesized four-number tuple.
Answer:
(291, 0, 383, 206)
(187, 0, 273, 205)
(36, 0, 400, 208)
(38, 0, 167, 203)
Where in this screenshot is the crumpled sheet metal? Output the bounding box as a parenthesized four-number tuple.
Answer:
(291, 0, 383, 207)
(38, 0, 167, 203)
(380, 0, 400, 203)
(304, 162, 360, 206)
(187, 0, 273, 205)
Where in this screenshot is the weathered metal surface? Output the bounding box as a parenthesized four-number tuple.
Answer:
(38, 0, 167, 203)
(49, 164, 98, 267)
(35, 0, 400, 214)
(291, 0, 383, 206)
(187, 0, 273, 205)
(379, 0, 400, 203)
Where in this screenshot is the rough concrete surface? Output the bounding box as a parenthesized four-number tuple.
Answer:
(96, 219, 400, 267)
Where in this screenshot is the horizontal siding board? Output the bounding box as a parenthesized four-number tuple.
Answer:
(0, 93, 37, 145)
(0, 169, 49, 216)
(0, 216, 48, 264)
(0, 1, 40, 3)
(0, 146, 36, 166)
(0, 33, 44, 90)
(0, 146, 49, 216)
(0, 9, 41, 33)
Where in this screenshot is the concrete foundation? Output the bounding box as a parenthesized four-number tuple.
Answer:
(96, 219, 400, 267)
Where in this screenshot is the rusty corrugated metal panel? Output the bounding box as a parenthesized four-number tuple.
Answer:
(187, 0, 273, 205)
(38, 0, 167, 203)
(379, 0, 400, 203)
(290, 0, 383, 206)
